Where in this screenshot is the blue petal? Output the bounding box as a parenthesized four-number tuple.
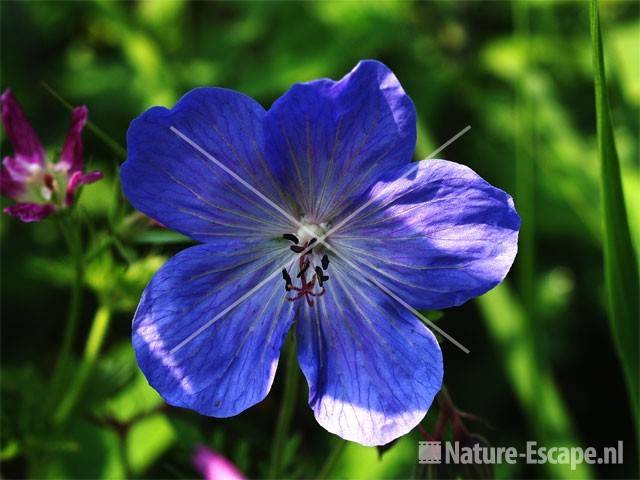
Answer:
(133, 240, 296, 417)
(296, 267, 443, 446)
(265, 60, 416, 223)
(122, 88, 295, 243)
(330, 159, 520, 310)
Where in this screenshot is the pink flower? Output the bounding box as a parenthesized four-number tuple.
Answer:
(192, 445, 245, 480)
(0, 89, 103, 222)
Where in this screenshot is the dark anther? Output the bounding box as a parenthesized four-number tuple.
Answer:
(290, 245, 306, 253)
(315, 266, 329, 286)
(282, 233, 299, 244)
(281, 268, 292, 290)
(282, 268, 292, 282)
(302, 238, 316, 254)
(321, 254, 329, 270)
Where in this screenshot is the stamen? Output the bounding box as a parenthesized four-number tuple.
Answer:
(281, 268, 291, 283)
(314, 266, 329, 287)
(281, 268, 292, 291)
(282, 233, 299, 244)
(297, 259, 310, 278)
(283, 229, 327, 306)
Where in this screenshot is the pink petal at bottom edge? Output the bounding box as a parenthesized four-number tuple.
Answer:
(192, 445, 245, 480)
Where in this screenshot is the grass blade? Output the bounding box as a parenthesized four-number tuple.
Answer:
(590, 0, 639, 426)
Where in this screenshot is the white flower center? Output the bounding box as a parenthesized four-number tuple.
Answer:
(296, 219, 328, 245)
(281, 219, 332, 307)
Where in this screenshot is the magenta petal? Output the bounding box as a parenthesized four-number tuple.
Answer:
(0, 90, 45, 165)
(66, 169, 104, 190)
(80, 170, 104, 184)
(1, 159, 26, 199)
(193, 445, 245, 480)
(58, 106, 88, 173)
(4, 202, 55, 222)
(64, 169, 103, 206)
(3, 154, 38, 182)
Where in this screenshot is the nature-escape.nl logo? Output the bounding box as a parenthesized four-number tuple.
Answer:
(418, 440, 624, 471)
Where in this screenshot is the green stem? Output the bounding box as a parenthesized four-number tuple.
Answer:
(49, 217, 84, 407)
(269, 334, 299, 479)
(316, 440, 346, 479)
(53, 306, 112, 426)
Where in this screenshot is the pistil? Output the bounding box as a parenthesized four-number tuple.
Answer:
(281, 232, 330, 306)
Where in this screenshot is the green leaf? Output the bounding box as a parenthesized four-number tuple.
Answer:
(423, 310, 444, 322)
(86, 253, 166, 312)
(95, 369, 163, 424)
(89, 342, 162, 424)
(126, 413, 177, 474)
(0, 439, 20, 461)
(610, 21, 640, 106)
(1, 365, 51, 437)
(131, 229, 193, 245)
(591, 0, 639, 427)
(333, 436, 417, 480)
(31, 419, 126, 479)
(83, 342, 139, 410)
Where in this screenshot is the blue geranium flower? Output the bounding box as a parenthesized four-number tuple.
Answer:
(121, 60, 519, 446)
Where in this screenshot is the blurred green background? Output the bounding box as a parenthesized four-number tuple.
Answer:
(1, 1, 638, 479)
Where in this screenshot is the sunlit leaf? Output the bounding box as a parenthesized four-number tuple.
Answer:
(126, 413, 176, 474)
(97, 370, 163, 424)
